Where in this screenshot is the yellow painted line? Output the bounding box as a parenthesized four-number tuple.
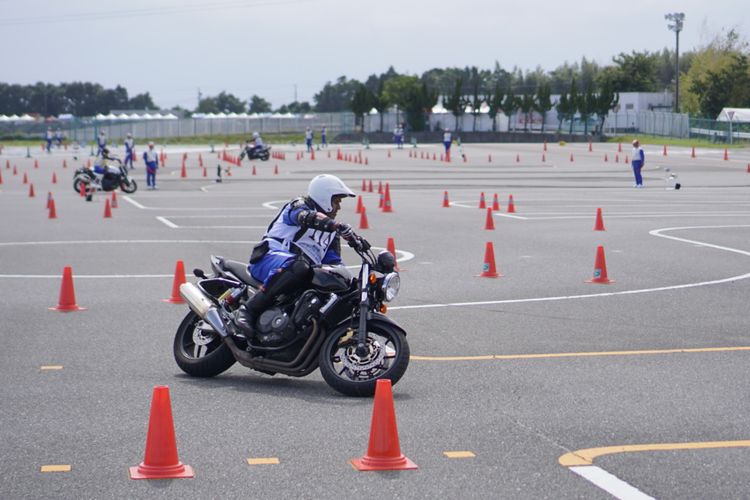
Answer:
(247, 457, 279, 465)
(443, 451, 476, 458)
(40, 365, 63, 370)
(559, 440, 750, 467)
(40, 465, 71, 472)
(411, 346, 750, 362)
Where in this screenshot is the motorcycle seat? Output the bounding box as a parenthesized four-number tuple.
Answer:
(222, 259, 264, 288)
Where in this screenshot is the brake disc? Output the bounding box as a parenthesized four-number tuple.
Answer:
(340, 337, 387, 372)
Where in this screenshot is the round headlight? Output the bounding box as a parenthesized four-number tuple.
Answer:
(382, 272, 400, 302)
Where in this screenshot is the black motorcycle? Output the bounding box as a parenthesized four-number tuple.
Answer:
(173, 233, 409, 397)
(72, 156, 137, 194)
(239, 145, 271, 162)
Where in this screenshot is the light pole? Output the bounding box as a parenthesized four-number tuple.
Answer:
(665, 12, 685, 113)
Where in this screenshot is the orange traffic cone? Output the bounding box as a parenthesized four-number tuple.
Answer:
(492, 193, 500, 211)
(48, 198, 57, 219)
(13, 165, 17, 175)
(351, 379, 417, 471)
(111, 191, 118, 209)
(377, 181, 382, 194)
(615, 154, 619, 163)
(484, 208, 495, 230)
(543, 139, 547, 152)
(52, 171, 57, 183)
(49, 266, 85, 311)
(129, 386, 194, 480)
(368, 179, 374, 193)
(382, 183, 393, 213)
(618, 142, 622, 153)
(28, 183, 35, 198)
(63, 159, 67, 168)
(163, 261, 186, 303)
(604, 154, 608, 162)
(542, 153, 546, 162)
(361, 179, 367, 191)
(593, 208, 605, 231)
(488, 154, 492, 163)
(23, 172, 28, 184)
(442, 190, 450, 208)
(356, 195, 364, 214)
(79, 181, 86, 197)
(359, 206, 370, 230)
(691, 146, 696, 158)
(203, 167, 207, 177)
(588, 142, 592, 152)
(251, 165, 256, 175)
(0, 169, 4, 185)
(515, 154, 520, 163)
(478, 192, 486, 209)
(477, 242, 501, 278)
(180, 163, 187, 178)
(46, 191, 52, 209)
(378, 192, 384, 209)
(663, 145, 668, 156)
(724, 148, 729, 161)
(103, 199, 112, 218)
(274, 164, 279, 175)
(586, 245, 614, 284)
(570, 153, 574, 162)
(507, 194, 516, 213)
(34, 159, 39, 169)
(386, 237, 400, 271)
(746, 163, 750, 173)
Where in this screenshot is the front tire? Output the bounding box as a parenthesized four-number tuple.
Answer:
(120, 179, 137, 193)
(318, 321, 409, 397)
(173, 311, 235, 377)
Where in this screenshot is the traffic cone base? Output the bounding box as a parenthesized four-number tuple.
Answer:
(351, 379, 417, 471)
(49, 267, 85, 311)
(129, 386, 194, 480)
(163, 261, 186, 303)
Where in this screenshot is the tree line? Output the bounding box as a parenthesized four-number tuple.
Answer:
(2, 31, 748, 124)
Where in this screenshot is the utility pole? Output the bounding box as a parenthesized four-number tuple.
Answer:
(665, 12, 685, 113)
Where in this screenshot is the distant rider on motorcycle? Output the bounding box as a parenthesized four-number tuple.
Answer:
(239, 132, 264, 161)
(232, 174, 356, 344)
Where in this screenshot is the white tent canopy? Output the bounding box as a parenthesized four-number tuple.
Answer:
(716, 108, 750, 122)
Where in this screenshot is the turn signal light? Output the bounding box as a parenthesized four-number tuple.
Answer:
(379, 304, 388, 313)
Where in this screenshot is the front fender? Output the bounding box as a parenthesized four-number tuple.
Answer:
(331, 312, 407, 337)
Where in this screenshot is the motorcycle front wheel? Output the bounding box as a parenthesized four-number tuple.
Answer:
(72, 178, 88, 194)
(173, 311, 236, 377)
(120, 179, 137, 193)
(318, 320, 410, 397)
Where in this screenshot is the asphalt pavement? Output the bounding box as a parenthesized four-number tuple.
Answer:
(1, 139, 749, 499)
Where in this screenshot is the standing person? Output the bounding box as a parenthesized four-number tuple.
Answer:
(96, 130, 107, 157)
(231, 174, 356, 345)
(320, 126, 327, 148)
(631, 139, 645, 187)
(442, 128, 452, 154)
(305, 127, 313, 152)
(45, 128, 53, 153)
(124, 133, 135, 169)
(397, 124, 404, 149)
(55, 129, 64, 148)
(143, 142, 159, 190)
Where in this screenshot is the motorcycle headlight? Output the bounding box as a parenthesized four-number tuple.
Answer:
(381, 272, 400, 302)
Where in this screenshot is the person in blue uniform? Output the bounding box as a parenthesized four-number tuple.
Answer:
(142, 142, 159, 189)
(631, 139, 645, 187)
(124, 133, 135, 169)
(232, 174, 356, 345)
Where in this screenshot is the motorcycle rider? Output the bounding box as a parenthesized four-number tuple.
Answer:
(239, 132, 264, 161)
(232, 174, 356, 345)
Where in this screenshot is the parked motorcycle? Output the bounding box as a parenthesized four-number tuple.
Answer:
(72, 156, 137, 194)
(239, 145, 271, 162)
(173, 233, 409, 397)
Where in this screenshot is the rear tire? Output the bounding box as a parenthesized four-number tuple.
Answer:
(318, 321, 409, 397)
(173, 311, 235, 377)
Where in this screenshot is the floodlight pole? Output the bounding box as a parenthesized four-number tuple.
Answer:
(665, 12, 685, 113)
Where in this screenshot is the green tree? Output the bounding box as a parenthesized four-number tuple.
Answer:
(484, 84, 505, 132)
(371, 79, 391, 132)
(248, 94, 272, 114)
(383, 76, 436, 131)
(593, 82, 619, 137)
(470, 81, 483, 132)
(606, 51, 659, 91)
(444, 77, 465, 130)
(501, 88, 517, 132)
(129, 92, 156, 110)
(518, 92, 535, 131)
(535, 82, 552, 133)
(350, 83, 374, 131)
(214, 91, 246, 113)
(314, 76, 362, 112)
(578, 83, 597, 136)
(566, 78, 580, 134)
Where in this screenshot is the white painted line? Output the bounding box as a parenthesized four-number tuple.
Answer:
(391, 224, 750, 311)
(569, 466, 654, 500)
(122, 196, 146, 209)
(156, 216, 178, 228)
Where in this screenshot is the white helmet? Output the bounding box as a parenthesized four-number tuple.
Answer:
(308, 174, 355, 213)
(253, 132, 259, 138)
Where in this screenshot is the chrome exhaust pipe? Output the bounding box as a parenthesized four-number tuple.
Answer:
(179, 282, 213, 317)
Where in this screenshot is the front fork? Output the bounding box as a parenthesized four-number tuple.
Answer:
(356, 263, 370, 357)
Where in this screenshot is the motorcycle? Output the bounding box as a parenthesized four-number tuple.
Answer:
(173, 233, 409, 397)
(240, 145, 271, 162)
(72, 156, 137, 194)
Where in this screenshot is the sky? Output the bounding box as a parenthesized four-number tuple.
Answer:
(0, 0, 746, 110)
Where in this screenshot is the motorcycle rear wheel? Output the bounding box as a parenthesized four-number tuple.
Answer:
(173, 311, 236, 377)
(318, 321, 409, 397)
(120, 179, 137, 193)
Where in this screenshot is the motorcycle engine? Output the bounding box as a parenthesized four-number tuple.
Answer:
(257, 307, 293, 338)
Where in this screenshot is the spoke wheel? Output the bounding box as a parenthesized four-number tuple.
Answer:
(318, 321, 409, 397)
(173, 311, 235, 377)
